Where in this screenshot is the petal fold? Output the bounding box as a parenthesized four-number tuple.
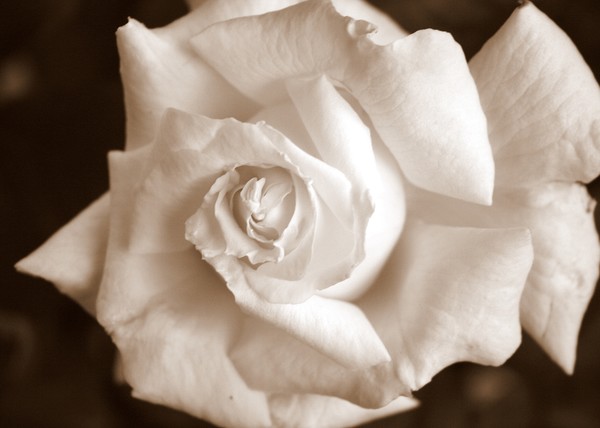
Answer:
(360, 223, 533, 390)
(469, 2, 600, 186)
(230, 316, 408, 409)
(185, 0, 409, 45)
(105, 262, 272, 428)
(227, 282, 391, 370)
(505, 184, 599, 372)
(116, 16, 257, 150)
(190, 0, 494, 204)
(407, 182, 600, 372)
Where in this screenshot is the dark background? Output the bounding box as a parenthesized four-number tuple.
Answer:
(1, 1, 599, 427)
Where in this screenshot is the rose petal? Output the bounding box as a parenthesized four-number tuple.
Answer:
(109, 109, 368, 308)
(185, 0, 409, 46)
(246, 80, 407, 302)
(183, 0, 303, 16)
(319, 131, 406, 300)
(102, 136, 273, 427)
(331, 0, 408, 44)
(101, 253, 272, 427)
(516, 184, 599, 372)
(407, 182, 600, 373)
(249, 101, 321, 158)
(285, 75, 378, 205)
(268, 393, 418, 428)
(222, 278, 391, 370)
(360, 223, 533, 390)
(231, 316, 407, 408)
(15, 194, 109, 314)
(190, 0, 494, 204)
(116, 17, 258, 150)
(469, 2, 600, 187)
(113, 109, 318, 257)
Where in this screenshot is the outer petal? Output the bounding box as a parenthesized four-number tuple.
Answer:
(184, 0, 302, 16)
(268, 393, 418, 428)
(190, 0, 494, 204)
(224, 279, 392, 370)
(185, 0, 409, 45)
(185, 0, 408, 45)
(96, 123, 272, 426)
(102, 109, 389, 373)
(331, 0, 408, 44)
(360, 223, 533, 390)
(407, 182, 600, 372)
(469, 2, 600, 186)
(105, 257, 272, 428)
(517, 184, 599, 372)
(15, 194, 109, 314)
(230, 316, 407, 408)
(117, 15, 258, 150)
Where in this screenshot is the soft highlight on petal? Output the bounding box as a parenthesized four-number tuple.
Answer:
(226, 280, 391, 370)
(106, 261, 272, 428)
(407, 181, 600, 373)
(116, 17, 258, 150)
(469, 2, 600, 186)
(360, 223, 533, 390)
(230, 316, 408, 409)
(331, 0, 408, 44)
(190, 0, 494, 204)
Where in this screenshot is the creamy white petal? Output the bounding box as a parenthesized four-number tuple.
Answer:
(185, 0, 409, 46)
(116, 18, 257, 150)
(285, 75, 378, 203)
(516, 184, 599, 372)
(268, 393, 418, 428)
(250, 79, 406, 301)
(331, 0, 408, 44)
(220, 274, 391, 370)
(407, 182, 600, 373)
(103, 254, 272, 427)
(360, 223, 533, 390)
(108, 109, 370, 308)
(184, 0, 303, 16)
(190, 0, 494, 204)
(319, 132, 406, 300)
(231, 316, 408, 408)
(15, 194, 109, 314)
(113, 110, 313, 256)
(469, 2, 600, 186)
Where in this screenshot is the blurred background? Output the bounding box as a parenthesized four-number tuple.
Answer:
(1, 0, 599, 427)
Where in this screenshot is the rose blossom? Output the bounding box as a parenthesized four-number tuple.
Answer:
(16, 1, 599, 427)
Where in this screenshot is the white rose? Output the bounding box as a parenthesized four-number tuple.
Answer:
(16, 1, 599, 427)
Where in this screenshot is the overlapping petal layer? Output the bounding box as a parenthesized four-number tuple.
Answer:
(407, 182, 599, 372)
(230, 316, 405, 408)
(461, 2, 600, 371)
(99, 108, 391, 374)
(185, 0, 408, 45)
(190, 0, 494, 204)
(469, 2, 600, 187)
(359, 222, 533, 390)
(107, 260, 272, 428)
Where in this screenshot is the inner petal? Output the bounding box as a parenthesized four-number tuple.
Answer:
(231, 166, 296, 248)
